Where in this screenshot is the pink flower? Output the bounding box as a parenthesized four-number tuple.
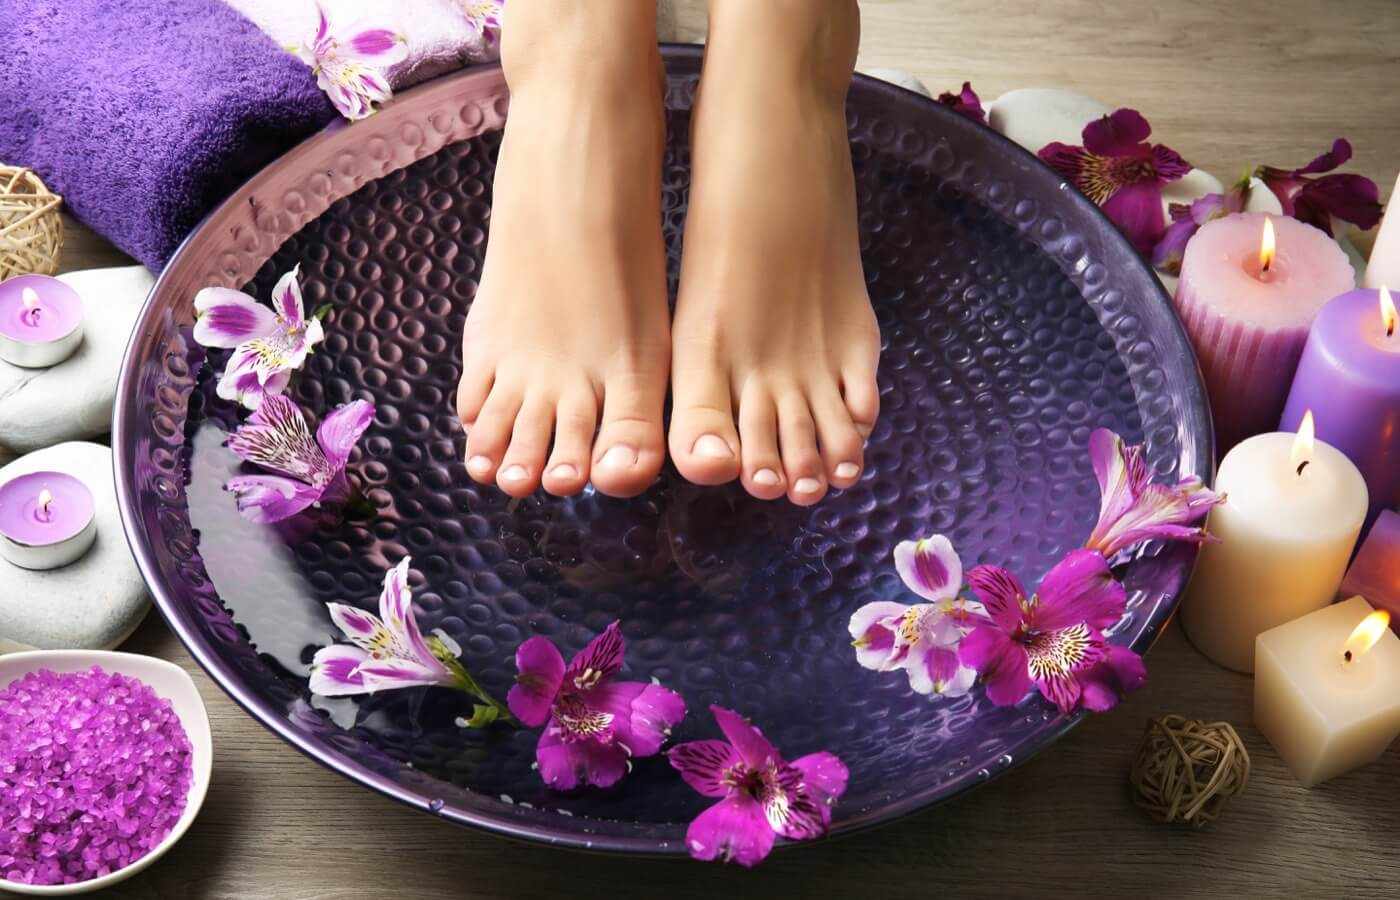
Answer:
(458, 0, 504, 44)
(1152, 184, 1245, 275)
(508, 622, 686, 791)
(293, 2, 407, 120)
(193, 266, 324, 410)
(849, 535, 986, 697)
(937, 82, 985, 124)
(668, 706, 848, 867)
(959, 550, 1145, 713)
(1084, 428, 1223, 559)
(1039, 109, 1191, 256)
(224, 394, 373, 523)
(1257, 139, 1383, 237)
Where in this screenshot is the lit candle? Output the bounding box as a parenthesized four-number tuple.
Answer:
(0, 274, 85, 369)
(1255, 596, 1400, 787)
(1175, 213, 1354, 453)
(1180, 412, 1369, 672)
(1340, 509, 1400, 627)
(1280, 287, 1400, 530)
(0, 471, 97, 569)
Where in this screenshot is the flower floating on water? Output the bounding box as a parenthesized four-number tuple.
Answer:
(1083, 428, 1224, 560)
(959, 550, 1146, 714)
(669, 706, 848, 867)
(292, 2, 407, 120)
(224, 393, 373, 523)
(1257, 139, 1383, 237)
(508, 622, 686, 790)
(1039, 109, 1191, 256)
(458, 0, 505, 44)
(937, 81, 985, 124)
(849, 535, 986, 697)
(310, 557, 511, 726)
(193, 266, 324, 410)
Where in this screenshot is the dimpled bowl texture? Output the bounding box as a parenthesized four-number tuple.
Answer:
(114, 47, 1211, 854)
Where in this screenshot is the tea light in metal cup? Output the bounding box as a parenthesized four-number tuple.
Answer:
(0, 274, 85, 368)
(0, 471, 97, 569)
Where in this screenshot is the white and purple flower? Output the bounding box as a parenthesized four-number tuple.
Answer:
(508, 622, 686, 791)
(194, 266, 324, 410)
(668, 706, 848, 868)
(458, 0, 504, 44)
(293, 3, 407, 120)
(224, 393, 373, 524)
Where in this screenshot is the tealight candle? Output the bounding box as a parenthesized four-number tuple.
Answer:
(1175, 213, 1354, 453)
(1255, 596, 1400, 787)
(0, 274, 85, 368)
(1180, 413, 1369, 672)
(1340, 509, 1400, 627)
(0, 471, 97, 569)
(1280, 287, 1400, 530)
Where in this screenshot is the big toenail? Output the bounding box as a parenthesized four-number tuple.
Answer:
(500, 464, 528, 482)
(835, 462, 860, 479)
(753, 468, 782, 486)
(549, 463, 579, 480)
(693, 434, 734, 459)
(599, 444, 638, 469)
(794, 477, 823, 494)
(467, 455, 493, 475)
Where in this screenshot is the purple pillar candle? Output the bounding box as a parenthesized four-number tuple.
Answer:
(1280, 287, 1400, 529)
(0, 274, 85, 369)
(1341, 510, 1400, 630)
(0, 471, 96, 570)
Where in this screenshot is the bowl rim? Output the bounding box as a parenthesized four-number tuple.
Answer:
(0, 649, 212, 895)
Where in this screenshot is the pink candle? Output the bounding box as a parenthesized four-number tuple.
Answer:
(1175, 213, 1354, 454)
(1341, 510, 1400, 630)
(0, 471, 97, 570)
(0, 274, 85, 369)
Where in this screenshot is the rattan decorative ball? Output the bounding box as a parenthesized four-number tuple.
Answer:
(0, 165, 63, 279)
(1129, 715, 1250, 827)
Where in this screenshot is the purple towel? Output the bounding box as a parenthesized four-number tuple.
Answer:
(2, 1, 336, 269)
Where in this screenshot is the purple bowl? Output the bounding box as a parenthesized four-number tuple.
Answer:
(114, 47, 1212, 854)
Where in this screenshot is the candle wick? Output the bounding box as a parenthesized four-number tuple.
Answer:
(1344, 649, 1354, 664)
(1295, 459, 1309, 477)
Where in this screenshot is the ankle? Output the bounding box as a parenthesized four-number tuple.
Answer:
(703, 0, 859, 102)
(502, 3, 662, 103)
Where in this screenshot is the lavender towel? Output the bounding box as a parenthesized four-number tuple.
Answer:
(1, 0, 336, 269)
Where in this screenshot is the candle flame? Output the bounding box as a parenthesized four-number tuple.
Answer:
(1259, 217, 1277, 273)
(1290, 409, 1315, 476)
(20, 288, 39, 310)
(1343, 609, 1390, 663)
(1382, 286, 1397, 338)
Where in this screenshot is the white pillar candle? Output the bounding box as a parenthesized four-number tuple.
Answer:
(1180, 413, 1368, 672)
(1255, 596, 1400, 786)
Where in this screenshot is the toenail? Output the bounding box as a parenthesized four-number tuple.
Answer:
(692, 433, 734, 459)
(467, 455, 493, 475)
(500, 464, 528, 482)
(598, 444, 638, 470)
(549, 463, 579, 481)
(753, 468, 782, 486)
(794, 477, 823, 495)
(835, 462, 860, 480)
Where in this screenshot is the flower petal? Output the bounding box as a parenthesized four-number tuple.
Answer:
(223, 474, 321, 523)
(893, 535, 962, 602)
(936, 81, 985, 123)
(226, 394, 330, 483)
(215, 346, 267, 409)
(960, 626, 1032, 707)
(536, 722, 629, 790)
(1079, 644, 1147, 712)
(625, 683, 686, 758)
(565, 620, 625, 684)
(1033, 549, 1125, 633)
(669, 740, 742, 798)
(711, 706, 778, 770)
(1101, 180, 1168, 255)
(684, 796, 776, 868)
(356, 657, 451, 692)
(1082, 109, 1152, 157)
(193, 288, 277, 348)
(908, 646, 975, 697)
(308, 644, 369, 696)
(326, 602, 384, 645)
(1151, 144, 1192, 182)
(848, 600, 908, 671)
(1296, 138, 1352, 176)
(790, 752, 849, 812)
(342, 27, 408, 65)
(966, 564, 1028, 633)
(1294, 174, 1384, 233)
(316, 399, 375, 470)
(270, 266, 306, 325)
(376, 557, 444, 676)
(508, 636, 566, 727)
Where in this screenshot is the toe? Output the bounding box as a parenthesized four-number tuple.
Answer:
(591, 370, 666, 498)
(542, 386, 597, 496)
(496, 394, 555, 497)
(841, 361, 881, 439)
(777, 392, 827, 506)
(809, 382, 865, 489)
(668, 363, 741, 486)
(736, 383, 785, 500)
(455, 359, 495, 429)
(463, 382, 522, 485)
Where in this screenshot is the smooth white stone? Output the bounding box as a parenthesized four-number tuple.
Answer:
(0, 442, 149, 651)
(0, 265, 153, 454)
(1243, 176, 1284, 215)
(861, 67, 932, 98)
(987, 87, 1109, 154)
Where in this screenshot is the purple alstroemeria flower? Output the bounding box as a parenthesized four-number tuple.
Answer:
(310, 557, 511, 724)
(937, 81, 985, 124)
(224, 394, 373, 524)
(458, 0, 505, 44)
(1257, 139, 1384, 237)
(1151, 183, 1248, 275)
(193, 266, 324, 411)
(1083, 428, 1224, 560)
(292, 2, 407, 120)
(848, 535, 987, 697)
(1039, 109, 1192, 256)
(959, 550, 1146, 714)
(669, 706, 848, 867)
(507, 622, 686, 791)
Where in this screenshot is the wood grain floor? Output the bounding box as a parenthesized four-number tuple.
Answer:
(48, 1, 1400, 897)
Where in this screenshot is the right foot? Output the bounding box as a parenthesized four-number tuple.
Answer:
(456, 8, 670, 499)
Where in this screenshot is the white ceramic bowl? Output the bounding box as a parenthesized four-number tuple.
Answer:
(0, 651, 212, 896)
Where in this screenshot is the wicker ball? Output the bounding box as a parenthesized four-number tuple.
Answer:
(1129, 715, 1250, 827)
(0, 166, 63, 279)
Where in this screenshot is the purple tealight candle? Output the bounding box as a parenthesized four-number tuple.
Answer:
(0, 471, 96, 570)
(0, 274, 85, 368)
(1281, 287, 1400, 531)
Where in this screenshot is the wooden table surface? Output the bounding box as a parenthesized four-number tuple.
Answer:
(47, 1, 1399, 897)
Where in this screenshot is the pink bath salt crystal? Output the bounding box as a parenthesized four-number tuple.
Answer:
(0, 666, 193, 886)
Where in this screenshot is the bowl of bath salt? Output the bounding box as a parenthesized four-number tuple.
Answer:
(0, 651, 212, 895)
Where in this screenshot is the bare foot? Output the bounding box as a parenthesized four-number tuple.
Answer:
(669, 0, 880, 505)
(456, 5, 670, 499)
